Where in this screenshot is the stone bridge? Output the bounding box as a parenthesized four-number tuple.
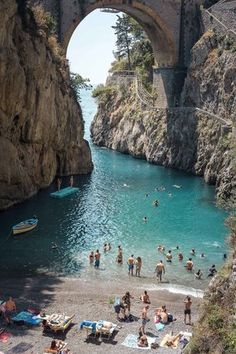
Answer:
(30, 0, 202, 107)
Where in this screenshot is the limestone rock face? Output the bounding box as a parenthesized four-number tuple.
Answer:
(91, 29, 236, 205)
(0, 0, 93, 209)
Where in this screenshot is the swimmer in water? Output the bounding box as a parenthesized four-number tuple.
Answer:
(190, 249, 196, 256)
(166, 250, 172, 263)
(157, 245, 165, 252)
(143, 216, 148, 223)
(178, 252, 183, 261)
(195, 269, 203, 279)
(200, 253, 205, 258)
(51, 242, 58, 250)
(153, 199, 159, 207)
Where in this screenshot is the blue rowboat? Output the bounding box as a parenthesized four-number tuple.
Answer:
(12, 217, 38, 235)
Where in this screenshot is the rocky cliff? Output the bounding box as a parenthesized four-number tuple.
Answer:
(91, 23, 236, 205)
(0, 0, 93, 210)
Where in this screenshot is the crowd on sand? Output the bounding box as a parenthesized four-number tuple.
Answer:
(0, 288, 194, 352)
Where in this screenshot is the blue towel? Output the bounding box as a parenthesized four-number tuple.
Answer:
(155, 322, 165, 331)
(80, 320, 97, 333)
(12, 311, 41, 325)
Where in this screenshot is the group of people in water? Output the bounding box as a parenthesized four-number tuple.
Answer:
(88, 243, 225, 281)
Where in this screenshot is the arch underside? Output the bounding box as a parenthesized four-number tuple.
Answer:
(63, 1, 178, 68)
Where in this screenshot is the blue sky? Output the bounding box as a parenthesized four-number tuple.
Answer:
(67, 10, 120, 85)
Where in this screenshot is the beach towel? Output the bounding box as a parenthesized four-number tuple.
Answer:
(122, 334, 156, 350)
(11, 311, 41, 325)
(5, 342, 34, 353)
(155, 323, 165, 331)
(0, 330, 11, 343)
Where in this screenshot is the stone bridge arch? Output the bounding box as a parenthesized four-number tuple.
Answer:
(29, 0, 201, 107)
(61, 0, 180, 69)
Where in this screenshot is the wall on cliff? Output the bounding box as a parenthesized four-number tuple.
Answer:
(0, 0, 93, 210)
(91, 24, 236, 205)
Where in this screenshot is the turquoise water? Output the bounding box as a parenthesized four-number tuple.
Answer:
(0, 90, 228, 291)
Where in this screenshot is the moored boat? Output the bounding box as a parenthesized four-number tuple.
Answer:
(12, 217, 38, 235)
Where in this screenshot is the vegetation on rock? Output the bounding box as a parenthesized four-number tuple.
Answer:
(110, 14, 154, 84)
(185, 215, 236, 354)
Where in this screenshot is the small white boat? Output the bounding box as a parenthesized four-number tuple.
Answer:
(12, 218, 38, 235)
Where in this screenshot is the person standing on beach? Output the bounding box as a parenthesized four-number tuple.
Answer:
(116, 245, 123, 264)
(184, 296, 192, 325)
(141, 305, 149, 335)
(94, 249, 101, 269)
(155, 260, 165, 282)
(135, 257, 142, 277)
(128, 255, 135, 276)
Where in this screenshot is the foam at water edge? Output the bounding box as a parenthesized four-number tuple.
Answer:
(139, 283, 204, 298)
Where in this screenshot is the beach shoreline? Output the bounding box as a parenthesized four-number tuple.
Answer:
(0, 274, 203, 353)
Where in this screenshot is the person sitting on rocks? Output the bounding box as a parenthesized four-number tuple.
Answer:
(140, 290, 151, 304)
(208, 264, 217, 277)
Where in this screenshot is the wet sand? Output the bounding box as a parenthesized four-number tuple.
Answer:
(0, 275, 202, 353)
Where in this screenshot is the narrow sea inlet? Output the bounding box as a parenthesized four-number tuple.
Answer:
(0, 90, 228, 293)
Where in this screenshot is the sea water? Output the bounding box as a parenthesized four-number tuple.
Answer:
(0, 89, 229, 293)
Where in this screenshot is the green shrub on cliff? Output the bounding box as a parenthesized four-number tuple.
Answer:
(185, 215, 236, 354)
(70, 73, 92, 102)
(110, 14, 154, 85)
(32, 4, 63, 63)
(92, 85, 117, 102)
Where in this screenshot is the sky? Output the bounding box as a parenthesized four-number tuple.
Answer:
(67, 10, 120, 85)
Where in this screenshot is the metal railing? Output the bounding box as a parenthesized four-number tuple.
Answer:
(110, 71, 233, 129)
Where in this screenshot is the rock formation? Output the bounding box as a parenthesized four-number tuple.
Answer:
(91, 14, 236, 205)
(0, 0, 93, 210)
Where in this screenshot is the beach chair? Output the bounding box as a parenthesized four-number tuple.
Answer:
(43, 314, 74, 333)
(95, 320, 118, 340)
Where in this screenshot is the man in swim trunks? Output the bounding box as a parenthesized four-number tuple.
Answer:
(155, 260, 165, 282)
(127, 255, 135, 276)
(184, 296, 192, 325)
(94, 249, 101, 269)
(166, 250, 172, 262)
(141, 305, 149, 335)
(186, 258, 193, 271)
